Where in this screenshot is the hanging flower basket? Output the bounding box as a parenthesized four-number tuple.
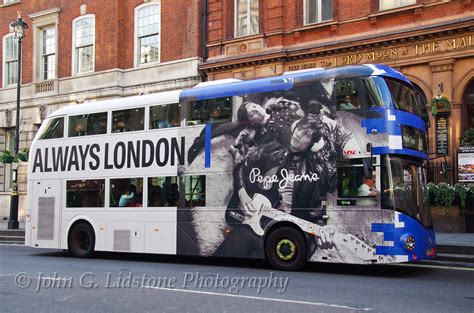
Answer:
(1, 150, 14, 163)
(431, 95, 451, 116)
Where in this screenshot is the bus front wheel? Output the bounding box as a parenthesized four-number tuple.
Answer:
(68, 222, 95, 258)
(265, 226, 307, 271)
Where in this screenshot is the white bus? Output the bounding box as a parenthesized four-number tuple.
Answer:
(26, 65, 436, 270)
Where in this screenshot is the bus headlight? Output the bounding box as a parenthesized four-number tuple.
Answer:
(400, 234, 415, 252)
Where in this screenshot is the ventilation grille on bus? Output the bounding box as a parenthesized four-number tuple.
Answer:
(37, 197, 55, 240)
(113, 230, 131, 251)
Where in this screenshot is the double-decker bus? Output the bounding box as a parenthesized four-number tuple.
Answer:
(25, 64, 436, 270)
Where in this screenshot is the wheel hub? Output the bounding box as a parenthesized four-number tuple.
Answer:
(276, 239, 296, 261)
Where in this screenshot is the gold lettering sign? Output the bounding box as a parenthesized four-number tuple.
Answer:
(285, 34, 473, 71)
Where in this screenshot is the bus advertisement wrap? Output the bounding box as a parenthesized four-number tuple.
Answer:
(26, 65, 436, 269)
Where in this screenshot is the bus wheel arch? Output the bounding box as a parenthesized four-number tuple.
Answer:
(67, 220, 96, 258)
(263, 222, 308, 271)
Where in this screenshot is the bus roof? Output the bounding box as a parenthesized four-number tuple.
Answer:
(180, 64, 411, 101)
(48, 89, 181, 118)
(46, 64, 410, 119)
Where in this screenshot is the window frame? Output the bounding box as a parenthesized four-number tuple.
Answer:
(234, 0, 260, 38)
(37, 116, 64, 140)
(3, 0, 20, 4)
(2, 33, 18, 87)
(149, 103, 181, 130)
(134, 1, 161, 67)
(72, 14, 95, 75)
(336, 157, 381, 207)
(379, 0, 416, 11)
(184, 175, 206, 207)
(40, 26, 57, 81)
(303, 0, 333, 25)
(66, 179, 106, 208)
(111, 107, 145, 133)
(109, 177, 144, 208)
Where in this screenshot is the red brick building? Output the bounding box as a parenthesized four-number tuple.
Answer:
(0, 0, 203, 219)
(202, 0, 474, 183)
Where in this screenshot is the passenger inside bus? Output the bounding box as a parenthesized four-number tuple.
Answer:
(358, 176, 377, 197)
(114, 119, 130, 133)
(339, 96, 356, 110)
(118, 184, 136, 207)
(74, 123, 87, 136)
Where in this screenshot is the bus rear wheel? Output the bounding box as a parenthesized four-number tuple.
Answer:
(265, 226, 307, 271)
(68, 222, 95, 258)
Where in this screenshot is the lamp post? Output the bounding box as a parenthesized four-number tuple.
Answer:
(8, 13, 28, 230)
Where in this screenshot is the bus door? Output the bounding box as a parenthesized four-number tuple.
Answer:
(334, 156, 383, 259)
(31, 179, 61, 248)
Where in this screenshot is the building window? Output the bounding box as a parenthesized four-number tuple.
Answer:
(41, 27, 56, 80)
(66, 180, 105, 208)
(110, 178, 143, 207)
(73, 16, 95, 74)
(135, 3, 160, 65)
(3, 35, 18, 87)
(235, 0, 259, 37)
(380, 0, 416, 11)
(3, 0, 20, 4)
(304, 0, 333, 25)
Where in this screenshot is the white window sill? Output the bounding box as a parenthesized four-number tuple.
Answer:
(0, 1, 21, 8)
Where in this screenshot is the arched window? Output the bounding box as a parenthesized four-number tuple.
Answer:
(72, 15, 95, 75)
(2, 34, 17, 87)
(463, 80, 474, 131)
(135, 2, 160, 65)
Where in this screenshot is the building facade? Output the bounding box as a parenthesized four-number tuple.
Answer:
(202, 0, 474, 182)
(0, 0, 204, 221)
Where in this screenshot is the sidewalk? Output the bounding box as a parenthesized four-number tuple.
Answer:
(434, 232, 474, 263)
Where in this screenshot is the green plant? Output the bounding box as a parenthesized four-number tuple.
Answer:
(460, 128, 474, 147)
(431, 182, 456, 206)
(455, 184, 470, 208)
(17, 148, 29, 162)
(1, 150, 14, 163)
(430, 95, 451, 116)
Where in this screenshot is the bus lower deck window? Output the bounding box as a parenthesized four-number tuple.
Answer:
(148, 176, 180, 207)
(66, 180, 105, 208)
(110, 178, 143, 207)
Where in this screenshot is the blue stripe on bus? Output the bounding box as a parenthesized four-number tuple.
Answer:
(361, 109, 426, 136)
(372, 147, 428, 159)
(179, 77, 294, 101)
(372, 213, 436, 261)
(204, 123, 212, 168)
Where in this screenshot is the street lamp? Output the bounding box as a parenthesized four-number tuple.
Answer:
(8, 13, 28, 230)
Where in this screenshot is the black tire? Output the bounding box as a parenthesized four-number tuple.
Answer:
(68, 222, 95, 258)
(265, 226, 307, 271)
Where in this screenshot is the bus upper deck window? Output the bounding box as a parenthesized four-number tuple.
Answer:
(150, 103, 180, 129)
(385, 79, 419, 115)
(69, 112, 108, 137)
(112, 108, 145, 133)
(186, 97, 232, 126)
(39, 117, 64, 140)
